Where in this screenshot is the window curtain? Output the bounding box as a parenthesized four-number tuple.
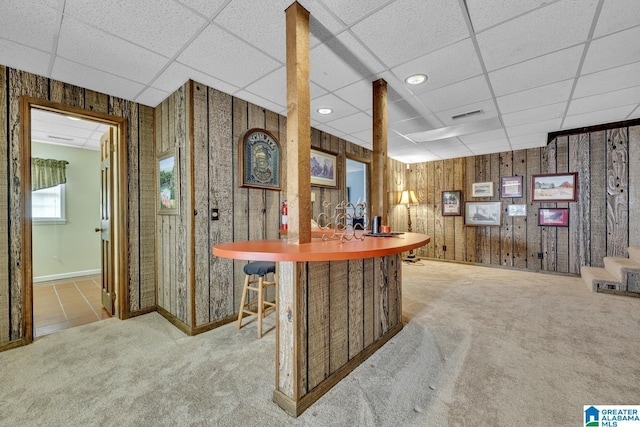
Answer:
(31, 158, 69, 191)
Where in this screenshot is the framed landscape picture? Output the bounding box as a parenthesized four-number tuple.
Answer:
(441, 190, 462, 216)
(507, 204, 527, 217)
(158, 148, 179, 215)
(539, 208, 569, 226)
(465, 201, 501, 226)
(531, 173, 577, 202)
(472, 182, 493, 197)
(310, 148, 338, 188)
(501, 176, 523, 198)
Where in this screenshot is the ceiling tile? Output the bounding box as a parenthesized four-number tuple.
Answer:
(0, 39, 50, 77)
(325, 112, 372, 134)
(0, 0, 58, 51)
(310, 93, 358, 123)
(466, 0, 555, 32)
(391, 38, 483, 94)
(388, 99, 425, 123)
(573, 61, 640, 98)
(57, 16, 168, 83)
(489, 45, 583, 97)
(390, 115, 440, 135)
(476, 0, 598, 71)
(176, 0, 230, 19)
(417, 76, 492, 113)
(244, 67, 287, 109)
(333, 79, 372, 111)
(568, 85, 640, 116)
(582, 26, 640, 75)
(312, 123, 345, 138)
(152, 62, 239, 96)
(350, 0, 468, 67)
(497, 80, 574, 114)
(593, 0, 640, 37)
(135, 87, 171, 107)
(506, 118, 562, 138)
(310, 32, 385, 91)
(51, 57, 145, 101)
(234, 90, 285, 116)
(63, 0, 206, 58)
(562, 105, 637, 130)
(465, 138, 511, 151)
(509, 133, 547, 149)
(319, 0, 390, 26)
(177, 24, 281, 88)
(501, 102, 566, 127)
(459, 129, 508, 145)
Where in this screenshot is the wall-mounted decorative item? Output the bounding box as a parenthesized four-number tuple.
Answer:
(441, 190, 462, 216)
(158, 148, 180, 215)
(465, 201, 501, 226)
(507, 204, 527, 217)
(239, 128, 281, 190)
(311, 147, 338, 188)
(531, 172, 577, 202)
(538, 208, 569, 226)
(501, 176, 523, 198)
(472, 181, 493, 197)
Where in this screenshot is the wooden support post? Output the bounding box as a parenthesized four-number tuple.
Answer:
(285, 1, 311, 245)
(275, 1, 310, 414)
(372, 79, 388, 224)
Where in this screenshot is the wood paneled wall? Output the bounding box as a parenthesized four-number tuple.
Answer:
(389, 124, 640, 274)
(185, 80, 373, 329)
(0, 65, 156, 347)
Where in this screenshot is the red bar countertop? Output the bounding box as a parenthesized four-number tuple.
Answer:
(212, 232, 430, 262)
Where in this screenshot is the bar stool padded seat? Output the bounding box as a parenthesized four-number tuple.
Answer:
(237, 261, 277, 338)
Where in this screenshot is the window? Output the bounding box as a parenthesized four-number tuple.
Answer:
(32, 184, 66, 223)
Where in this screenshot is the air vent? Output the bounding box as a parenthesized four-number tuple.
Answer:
(451, 109, 483, 120)
(47, 135, 75, 141)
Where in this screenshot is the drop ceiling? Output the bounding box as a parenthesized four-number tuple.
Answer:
(2, 0, 639, 162)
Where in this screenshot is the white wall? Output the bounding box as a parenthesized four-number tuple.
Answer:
(31, 142, 101, 279)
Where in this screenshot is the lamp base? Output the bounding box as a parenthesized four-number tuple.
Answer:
(403, 253, 419, 263)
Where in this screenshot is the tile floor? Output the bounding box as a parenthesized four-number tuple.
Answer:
(33, 274, 112, 337)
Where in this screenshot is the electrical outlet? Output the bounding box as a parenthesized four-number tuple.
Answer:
(537, 252, 543, 259)
(211, 208, 219, 221)
(442, 245, 447, 251)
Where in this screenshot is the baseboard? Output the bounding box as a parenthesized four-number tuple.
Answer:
(0, 338, 27, 353)
(33, 269, 101, 283)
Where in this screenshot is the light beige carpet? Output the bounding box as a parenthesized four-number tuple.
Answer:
(1, 260, 638, 426)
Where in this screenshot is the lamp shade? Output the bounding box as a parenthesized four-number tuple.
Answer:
(398, 190, 418, 205)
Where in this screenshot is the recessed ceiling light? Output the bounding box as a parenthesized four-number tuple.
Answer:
(317, 108, 333, 115)
(404, 74, 428, 85)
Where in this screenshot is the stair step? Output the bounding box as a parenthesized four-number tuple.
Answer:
(581, 266, 620, 292)
(603, 257, 640, 281)
(628, 246, 640, 263)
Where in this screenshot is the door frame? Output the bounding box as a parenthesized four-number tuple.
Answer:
(20, 97, 129, 343)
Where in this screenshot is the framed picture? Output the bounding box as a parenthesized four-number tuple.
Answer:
(441, 190, 462, 216)
(158, 148, 180, 215)
(239, 128, 281, 190)
(531, 172, 577, 202)
(501, 176, 523, 198)
(465, 201, 501, 226)
(311, 148, 338, 188)
(472, 182, 493, 197)
(538, 208, 569, 226)
(507, 204, 527, 217)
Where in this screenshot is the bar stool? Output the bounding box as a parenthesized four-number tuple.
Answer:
(237, 261, 277, 338)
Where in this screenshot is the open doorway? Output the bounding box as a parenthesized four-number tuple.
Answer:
(30, 109, 111, 337)
(20, 98, 128, 343)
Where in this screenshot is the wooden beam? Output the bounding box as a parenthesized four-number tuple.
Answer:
(372, 79, 388, 223)
(285, 1, 311, 245)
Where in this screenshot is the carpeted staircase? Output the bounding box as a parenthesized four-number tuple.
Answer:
(581, 246, 640, 296)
